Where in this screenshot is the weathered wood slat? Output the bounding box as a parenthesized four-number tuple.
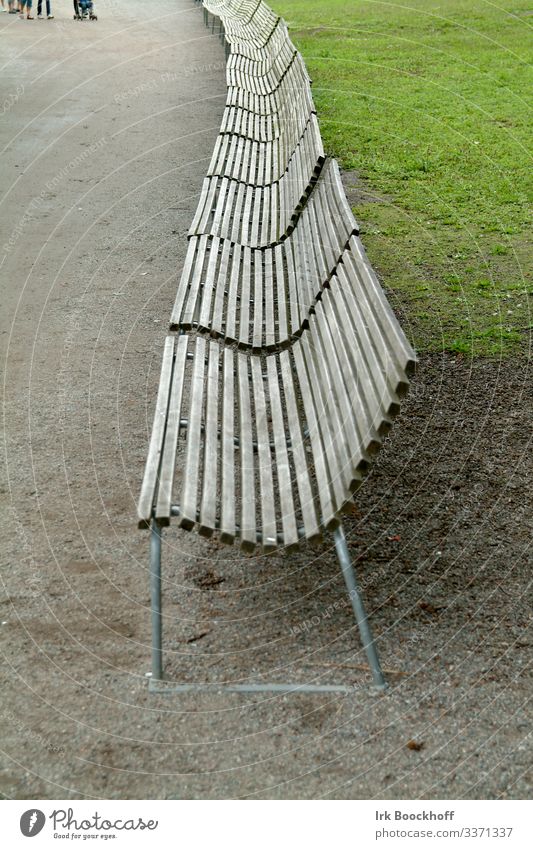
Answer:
(253, 249, 264, 350)
(220, 347, 236, 544)
(263, 249, 275, 349)
(274, 244, 288, 345)
(211, 238, 232, 337)
(137, 337, 176, 527)
(292, 343, 338, 530)
(154, 335, 189, 525)
(237, 355, 256, 551)
(279, 350, 320, 542)
(199, 342, 220, 536)
(251, 357, 277, 550)
(179, 336, 207, 530)
(225, 243, 241, 343)
(299, 332, 346, 515)
(238, 246, 252, 347)
(266, 356, 298, 547)
(198, 236, 220, 331)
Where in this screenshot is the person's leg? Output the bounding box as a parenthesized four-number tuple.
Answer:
(46, 0, 52, 17)
(26, 0, 33, 18)
(37, 0, 41, 16)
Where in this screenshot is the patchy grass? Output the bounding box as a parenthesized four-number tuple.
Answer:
(272, 0, 532, 356)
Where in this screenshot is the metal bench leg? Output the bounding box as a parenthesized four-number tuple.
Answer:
(150, 519, 163, 681)
(333, 525, 387, 690)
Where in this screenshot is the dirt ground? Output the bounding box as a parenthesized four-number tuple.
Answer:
(1, 0, 531, 800)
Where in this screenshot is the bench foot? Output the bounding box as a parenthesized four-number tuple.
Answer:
(150, 519, 163, 681)
(148, 681, 364, 695)
(333, 525, 387, 691)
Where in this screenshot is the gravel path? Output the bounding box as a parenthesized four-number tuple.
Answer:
(1, 0, 531, 800)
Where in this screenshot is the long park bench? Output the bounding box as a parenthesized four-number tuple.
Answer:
(138, 0, 416, 693)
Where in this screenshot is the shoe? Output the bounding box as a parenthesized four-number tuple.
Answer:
(37, 12, 43, 17)
(27, 14, 34, 18)
(47, 13, 54, 17)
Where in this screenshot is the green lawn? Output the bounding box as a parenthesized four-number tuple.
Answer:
(272, 0, 532, 355)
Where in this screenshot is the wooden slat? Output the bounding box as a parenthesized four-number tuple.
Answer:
(220, 347, 236, 544)
(279, 350, 320, 541)
(284, 237, 301, 337)
(266, 356, 298, 547)
(237, 355, 256, 551)
(179, 336, 207, 530)
(238, 245, 252, 346)
(251, 357, 277, 550)
(299, 331, 346, 514)
(137, 337, 175, 527)
(170, 237, 199, 329)
(198, 236, 220, 331)
(274, 244, 288, 345)
(252, 250, 264, 350)
(188, 177, 212, 234)
(263, 249, 275, 349)
(225, 243, 241, 343)
(155, 335, 189, 523)
(181, 234, 209, 328)
(230, 182, 246, 243)
(305, 197, 328, 290)
(292, 343, 338, 530)
(211, 239, 232, 338)
(199, 342, 220, 536)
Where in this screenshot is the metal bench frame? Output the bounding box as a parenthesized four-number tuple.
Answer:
(148, 519, 386, 693)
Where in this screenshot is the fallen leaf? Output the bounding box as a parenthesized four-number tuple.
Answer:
(186, 630, 210, 644)
(407, 739, 425, 752)
(419, 601, 443, 615)
(195, 570, 226, 590)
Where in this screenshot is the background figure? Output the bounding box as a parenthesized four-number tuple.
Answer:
(37, 0, 53, 17)
(78, 0, 94, 17)
(19, 0, 33, 18)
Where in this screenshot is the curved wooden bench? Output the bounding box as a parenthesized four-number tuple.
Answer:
(139, 0, 416, 693)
